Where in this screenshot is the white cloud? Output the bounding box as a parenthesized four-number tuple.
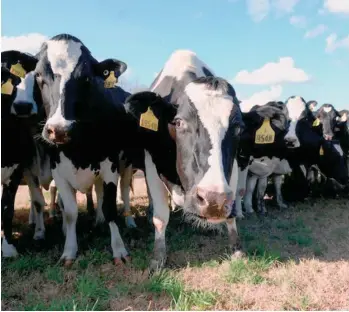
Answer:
(233, 57, 310, 85)
(246, 0, 300, 22)
(325, 33, 349, 52)
(304, 24, 327, 38)
(289, 15, 307, 28)
(273, 0, 300, 13)
(1, 33, 48, 55)
(324, 0, 349, 14)
(247, 0, 270, 22)
(240, 85, 283, 112)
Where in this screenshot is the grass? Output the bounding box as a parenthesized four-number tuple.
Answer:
(2, 186, 349, 310)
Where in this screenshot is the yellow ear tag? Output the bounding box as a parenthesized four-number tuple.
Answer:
(140, 107, 159, 132)
(312, 118, 321, 127)
(1, 79, 14, 95)
(319, 146, 324, 156)
(104, 71, 117, 88)
(255, 118, 275, 144)
(10, 63, 26, 78)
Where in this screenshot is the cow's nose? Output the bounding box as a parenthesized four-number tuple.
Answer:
(13, 102, 33, 117)
(284, 136, 299, 147)
(196, 186, 233, 218)
(324, 134, 333, 141)
(46, 125, 70, 144)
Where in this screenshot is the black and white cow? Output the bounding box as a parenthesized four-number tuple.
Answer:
(1, 58, 46, 257)
(21, 34, 138, 266)
(234, 101, 292, 218)
(281, 97, 348, 201)
(123, 49, 244, 271)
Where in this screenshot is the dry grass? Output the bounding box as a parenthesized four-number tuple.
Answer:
(2, 179, 349, 311)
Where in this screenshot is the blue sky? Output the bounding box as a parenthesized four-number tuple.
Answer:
(2, 0, 349, 110)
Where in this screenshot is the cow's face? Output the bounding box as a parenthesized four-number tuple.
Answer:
(284, 96, 315, 148)
(171, 77, 243, 223)
(34, 34, 127, 144)
(315, 104, 339, 140)
(1, 51, 39, 118)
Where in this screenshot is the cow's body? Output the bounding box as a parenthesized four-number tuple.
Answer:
(1, 63, 46, 257)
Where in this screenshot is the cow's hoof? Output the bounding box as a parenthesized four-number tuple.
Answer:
(2, 242, 18, 258)
(33, 232, 45, 241)
(236, 213, 244, 220)
(64, 259, 74, 268)
(113, 256, 131, 266)
(231, 249, 245, 260)
(148, 258, 166, 276)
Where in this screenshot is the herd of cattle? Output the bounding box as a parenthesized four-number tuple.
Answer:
(1, 33, 348, 272)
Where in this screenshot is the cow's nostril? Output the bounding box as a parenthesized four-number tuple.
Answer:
(196, 193, 206, 205)
(47, 128, 53, 135)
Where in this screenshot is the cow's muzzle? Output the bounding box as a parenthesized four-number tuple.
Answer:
(45, 125, 71, 144)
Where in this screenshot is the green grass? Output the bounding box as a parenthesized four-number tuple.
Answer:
(144, 270, 218, 310)
(2, 254, 51, 275)
(226, 253, 280, 285)
(45, 266, 64, 284)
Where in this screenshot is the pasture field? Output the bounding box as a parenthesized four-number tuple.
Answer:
(1, 174, 349, 311)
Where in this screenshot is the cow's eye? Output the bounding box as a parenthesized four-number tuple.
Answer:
(103, 70, 109, 76)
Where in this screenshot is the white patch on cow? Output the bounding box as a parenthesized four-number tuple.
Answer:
(273, 159, 292, 175)
(244, 175, 258, 214)
(11, 72, 38, 116)
(230, 158, 239, 199)
(46, 39, 82, 127)
(54, 152, 96, 193)
(249, 157, 281, 177)
(151, 50, 214, 91)
(100, 158, 118, 185)
(285, 96, 306, 147)
(323, 106, 332, 113)
(1, 165, 19, 185)
(334, 143, 344, 156)
(185, 83, 235, 192)
(235, 161, 250, 219)
(2, 237, 18, 257)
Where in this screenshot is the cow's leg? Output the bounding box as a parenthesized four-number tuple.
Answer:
(273, 174, 288, 209)
(119, 165, 136, 228)
(144, 150, 169, 273)
(244, 174, 258, 214)
(226, 218, 243, 258)
(49, 180, 57, 219)
(53, 172, 78, 264)
(1, 167, 22, 257)
(95, 182, 105, 226)
(256, 176, 268, 214)
(146, 179, 154, 225)
(25, 171, 46, 240)
(100, 162, 129, 264)
(85, 186, 94, 217)
(235, 165, 249, 219)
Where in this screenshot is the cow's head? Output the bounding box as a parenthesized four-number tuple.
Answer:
(1, 51, 39, 118)
(284, 96, 316, 148)
(126, 76, 243, 224)
(314, 104, 340, 141)
(33, 34, 127, 144)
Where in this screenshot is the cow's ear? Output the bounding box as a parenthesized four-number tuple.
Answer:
(339, 111, 348, 123)
(94, 59, 127, 88)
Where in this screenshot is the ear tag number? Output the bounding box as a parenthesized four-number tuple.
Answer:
(140, 107, 159, 132)
(1, 79, 14, 95)
(104, 70, 117, 88)
(10, 63, 26, 78)
(255, 118, 275, 144)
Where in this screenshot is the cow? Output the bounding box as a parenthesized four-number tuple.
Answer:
(281, 97, 348, 201)
(123, 49, 244, 272)
(234, 101, 292, 218)
(1, 59, 46, 258)
(19, 33, 140, 266)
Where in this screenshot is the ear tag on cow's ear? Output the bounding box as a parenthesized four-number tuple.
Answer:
(255, 118, 275, 144)
(104, 70, 117, 88)
(1, 79, 14, 95)
(140, 107, 159, 132)
(10, 63, 26, 78)
(319, 146, 324, 156)
(312, 118, 320, 127)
